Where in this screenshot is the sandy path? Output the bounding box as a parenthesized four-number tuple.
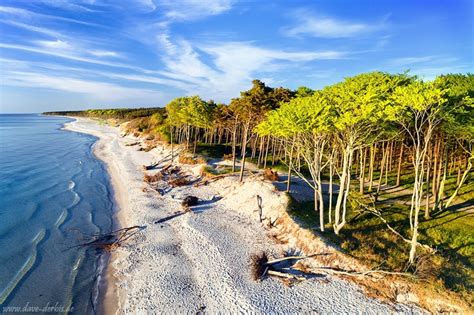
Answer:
(65, 118, 421, 314)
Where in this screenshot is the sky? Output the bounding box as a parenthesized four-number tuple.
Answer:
(0, 0, 472, 113)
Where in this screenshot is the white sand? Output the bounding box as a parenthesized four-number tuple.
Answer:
(65, 117, 422, 314)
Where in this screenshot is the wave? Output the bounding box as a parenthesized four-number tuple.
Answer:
(68, 180, 75, 190)
(54, 209, 68, 229)
(0, 229, 46, 304)
(64, 254, 84, 313)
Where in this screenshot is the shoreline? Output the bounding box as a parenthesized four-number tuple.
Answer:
(63, 117, 124, 314)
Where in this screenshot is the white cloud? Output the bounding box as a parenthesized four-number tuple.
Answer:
(158, 0, 233, 21)
(388, 56, 436, 66)
(88, 50, 120, 58)
(0, 5, 103, 27)
(34, 0, 101, 13)
(0, 57, 193, 92)
(36, 39, 73, 50)
(3, 71, 165, 102)
(0, 20, 62, 37)
(155, 40, 347, 101)
(135, 0, 157, 11)
(0, 43, 138, 71)
(283, 10, 384, 38)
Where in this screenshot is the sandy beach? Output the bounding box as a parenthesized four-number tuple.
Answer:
(64, 117, 422, 313)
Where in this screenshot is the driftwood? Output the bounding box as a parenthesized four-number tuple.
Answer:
(256, 195, 263, 222)
(125, 141, 140, 146)
(251, 252, 411, 282)
(144, 173, 163, 183)
(143, 153, 175, 170)
(169, 177, 190, 187)
(143, 163, 159, 171)
(71, 225, 144, 251)
(267, 270, 306, 281)
(265, 254, 316, 265)
(307, 266, 416, 279)
(154, 210, 189, 224)
(251, 252, 314, 282)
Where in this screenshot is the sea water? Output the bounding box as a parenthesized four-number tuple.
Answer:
(0, 114, 114, 313)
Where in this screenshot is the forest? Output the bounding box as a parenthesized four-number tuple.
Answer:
(45, 72, 473, 304)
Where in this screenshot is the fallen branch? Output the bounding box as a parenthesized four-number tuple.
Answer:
(125, 141, 140, 146)
(70, 225, 144, 251)
(309, 266, 416, 279)
(267, 270, 306, 281)
(143, 153, 175, 170)
(266, 254, 317, 265)
(154, 209, 190, 224)
(257, 195, 263, 222)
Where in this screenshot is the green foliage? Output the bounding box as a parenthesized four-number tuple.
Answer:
(165, 96, 215, 129)
(44, 107, 166, 120)
(295, 86, 314, 97)
(324, 72, 409, 145)
(256, 91, 331, 137)
(387, 80, 447, 123)
(434, 74, 474, 141)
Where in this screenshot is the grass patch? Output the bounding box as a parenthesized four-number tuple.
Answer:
(286, 194, 474, 307)
(195, 143, 233, 159)
(201, 165, 234, 177)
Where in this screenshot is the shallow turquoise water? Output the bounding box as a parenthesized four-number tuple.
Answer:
(0, 114, 114, 313)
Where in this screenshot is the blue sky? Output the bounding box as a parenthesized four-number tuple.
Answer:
(0, 0, 472, 113)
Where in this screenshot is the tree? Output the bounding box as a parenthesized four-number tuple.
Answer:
(295, 86, 314, 97)
(257, 92, 332, 231)
(324, 72, 407, 234)
(231, 80, 278, 182)
(388, 80, 447, 264)
(434, 74, 474, 209)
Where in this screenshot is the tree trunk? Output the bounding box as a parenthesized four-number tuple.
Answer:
(271, 139, 276, 166)
(388, 141, 394, 172)
(170, 127, 174, 162)
(359, 148, 366, 194)
(239, 121, 250, 182)
(425, 152, 431, 219)
(334, 146, 352, 235)
(257, 136, 264, 168)
(193, 127, 198, 155)
(409, 146, 424, 264)
(432, 137, 440, 196)
(368, 144, 376, 192)
(375, 142, 387, 201)
(263, 136, 270, 169)
(286, 137, 295, 192)
(433, 141, 444, 211)
(186, 124, 191, 150)
(384, 143, 390, 185)
(231, 127, 237, 172)
(445, 154, 473, 209)
(329, 155, 334, 224)
(396, 142, 404, 186)
(436, 147, 449, 210)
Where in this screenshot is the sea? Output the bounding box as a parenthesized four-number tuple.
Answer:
(0, 114, 115, 314)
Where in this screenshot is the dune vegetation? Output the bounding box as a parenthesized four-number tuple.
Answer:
(45, 72, 473, 306)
